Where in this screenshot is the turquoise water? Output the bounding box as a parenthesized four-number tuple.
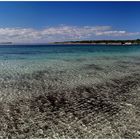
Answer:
(0, 44, 140, 78)
(0, 44, 140, 60)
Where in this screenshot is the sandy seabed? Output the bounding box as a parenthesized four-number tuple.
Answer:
(0, 56, 140, 138)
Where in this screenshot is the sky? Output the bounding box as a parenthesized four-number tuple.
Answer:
(0, 2, 140, 43)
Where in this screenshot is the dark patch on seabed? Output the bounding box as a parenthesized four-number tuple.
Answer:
(0, 72, 140, 138)
(84, 64, 103, 70)
(64, 58, 87, 62)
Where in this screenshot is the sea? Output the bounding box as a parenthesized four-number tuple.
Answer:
(1, 44, 140, 138)
(0, 44, 140, 89)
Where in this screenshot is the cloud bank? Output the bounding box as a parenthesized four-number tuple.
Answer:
(0, 25, 139, 43)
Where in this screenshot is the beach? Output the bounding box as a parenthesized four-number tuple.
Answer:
(0, 45, 140, 138)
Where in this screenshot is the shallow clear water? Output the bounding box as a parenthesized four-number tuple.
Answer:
(0, 44, 140, 75)
(1, 45, 140, 138)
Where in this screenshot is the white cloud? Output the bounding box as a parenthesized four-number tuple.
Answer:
(0, 25, 139, 43)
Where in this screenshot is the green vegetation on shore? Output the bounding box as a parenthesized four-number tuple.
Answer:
(53, 39, 140, 45)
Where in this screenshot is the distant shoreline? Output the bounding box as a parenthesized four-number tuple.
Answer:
(1, 39, 140, 46)
(49, 43, 139, 46)
(1, 44, 140, 46)
(51, 39, 140, 45)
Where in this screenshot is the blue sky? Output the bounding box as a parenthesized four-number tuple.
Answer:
(0, 2, 140, 43)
